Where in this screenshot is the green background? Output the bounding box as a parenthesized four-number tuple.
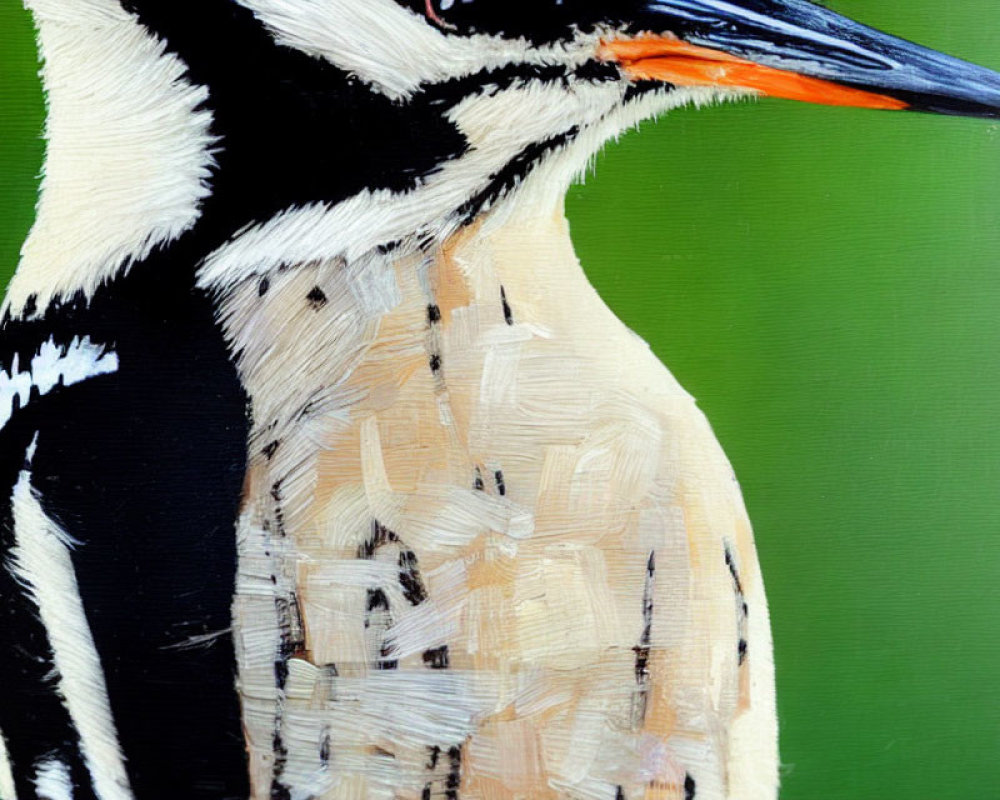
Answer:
(1, 1, 998, 797)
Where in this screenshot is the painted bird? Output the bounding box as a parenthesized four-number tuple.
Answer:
(0, 1, 998, 799)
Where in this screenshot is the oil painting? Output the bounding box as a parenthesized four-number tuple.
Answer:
(0, 1, 997, 799)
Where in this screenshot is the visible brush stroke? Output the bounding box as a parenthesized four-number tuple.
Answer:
(9, 453, 133, 800)
(631, 551, 656, 728)
(11, 1, 997, 798)
(500, 286, 513, 325)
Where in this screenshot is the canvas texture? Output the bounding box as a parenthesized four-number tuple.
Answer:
(0, 2, 998, 799)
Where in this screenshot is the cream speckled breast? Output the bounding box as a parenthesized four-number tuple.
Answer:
(221, 206, 777, 800)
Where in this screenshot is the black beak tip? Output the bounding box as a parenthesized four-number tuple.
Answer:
(886, 88, 1000, 120)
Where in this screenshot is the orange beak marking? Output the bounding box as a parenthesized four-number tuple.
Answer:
(601, 35, 909, 111)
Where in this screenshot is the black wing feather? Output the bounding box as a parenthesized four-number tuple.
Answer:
(0, 261, 251, 799)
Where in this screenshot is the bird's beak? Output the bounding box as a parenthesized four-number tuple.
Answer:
(601, 0, 1000, 117)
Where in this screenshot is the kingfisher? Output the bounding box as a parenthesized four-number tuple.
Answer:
(0, 1, 997, 799)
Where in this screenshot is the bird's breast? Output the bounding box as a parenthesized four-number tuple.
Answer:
(218, 209, 777, 800)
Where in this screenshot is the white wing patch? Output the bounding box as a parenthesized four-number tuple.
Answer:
(0, 337, 119, 432)
(32, 759, 72, 800)
(9, 458, 134, 800)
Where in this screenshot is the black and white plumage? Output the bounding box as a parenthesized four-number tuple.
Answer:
(2, 1, 999, 798)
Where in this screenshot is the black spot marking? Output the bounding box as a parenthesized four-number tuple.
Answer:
(22, 294, 37, 317)
(446, 746, 462, 800)
(399, 550, 429, 605)
(258, 277, 270, 297)
(271, 780, 292, 799)
(500, 286, 513, 325)
(724, 546, 744, 595)
(367, 588, 390, 613)
(360, 524, 428, 669)
(632, 551, 655, 728)
(307, 286, 329, 309)
(685, 773, 697, 800)
(319, 729, 332, 766)
(378, 653, 399, 670)
(365, 585, 398, 670)
(422, 743, 463, 800)
(494, 470, 506, 496)
(359, 521, 399, 559)
(474, 468, 485, 491)
(273, 593, 306, 691)
(270, 730, 291, 800)
(616, 787, 626, 800)
(270, 781, 292, 800)
(270, 480, 287, 537)
(430, 354, 442, 373)
(361, 525, 405, 669)
(422, 786, 432, 800)
(724, 544, 749, 666)
(262, 439, 280, 460)
(423, 646, 451, 669)
(428, 304, 442, 324)
(273, 658, 289, 690)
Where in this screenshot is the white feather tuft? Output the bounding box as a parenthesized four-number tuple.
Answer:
(4, 0, 215, 318)
(9, 458, 134, 800)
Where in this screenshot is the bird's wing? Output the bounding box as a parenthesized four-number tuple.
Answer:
(0, 314, 251, 800)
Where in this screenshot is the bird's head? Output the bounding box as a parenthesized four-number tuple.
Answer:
(194, 0, 1000, 290)
(10, 0, 1000, 311)
(375, 0, 1000, 117)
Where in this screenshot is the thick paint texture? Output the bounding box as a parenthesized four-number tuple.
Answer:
(567, 9, 1000, 797)
(602, 38, 907, 110)
(0, 1, 998, 799)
